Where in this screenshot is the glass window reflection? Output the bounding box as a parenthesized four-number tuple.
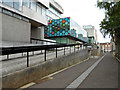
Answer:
(37, 4, 42, 14)
(13, 13, 21, 19)
(30, 0, 36, 11)
(23, 0, 29, 7)
(2, 0, 13, 7)
(13, 0, 21, 10)
(3, 9, 13, 16)
(42, 7, 46, 17)
(0, 7, 2, 12)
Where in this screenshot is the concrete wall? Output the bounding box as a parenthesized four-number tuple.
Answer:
(2, 13, 31, 43)
(0, 13, 2, 42)
(31, 27, 41, 39)
(31, 26, 44, 40)
(0, 12, 2, 90)
(37, 0, 49, 8)
(0, 3, 48, 26)
(2, 49, 89, 88)
(22, 6, 48, 26)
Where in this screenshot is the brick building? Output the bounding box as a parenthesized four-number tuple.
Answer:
(100, 43, 111, 52)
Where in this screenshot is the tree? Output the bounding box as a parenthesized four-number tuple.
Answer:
(97, 1, 120, 57)
(97, 1, 120, 43)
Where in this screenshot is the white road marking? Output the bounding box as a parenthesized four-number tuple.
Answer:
(65, 54, 106, 89)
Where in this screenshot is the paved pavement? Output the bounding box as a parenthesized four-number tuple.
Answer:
(78, 53, 119, 88)
(25, 53, 119, 89)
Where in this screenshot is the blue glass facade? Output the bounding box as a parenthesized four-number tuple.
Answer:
(44, 17, 88, 43)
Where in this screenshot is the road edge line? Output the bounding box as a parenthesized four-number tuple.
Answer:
(65, 54, 106, 89)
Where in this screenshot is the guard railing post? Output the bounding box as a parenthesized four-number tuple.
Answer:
(7, 55, 9, 60)
(64, 47, 65, 55)
(27, 52, 29, 67)
(45, 49, 46, 61)
(70, 46, 71, 54)
(56, 48, 57, 58)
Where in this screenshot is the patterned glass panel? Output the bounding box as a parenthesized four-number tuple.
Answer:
(45, 17, 71, 38)
(44, 17, 88, 43)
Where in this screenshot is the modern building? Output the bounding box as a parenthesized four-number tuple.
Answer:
(46, 0, 64, 20)
(83, 25, 97, 45)
(44, 17, 88, 44)
(100, 43, 111, 52)
(0, 0, 65, 45)
(43, 0, 64, 44)
(0, 0, 49, 43)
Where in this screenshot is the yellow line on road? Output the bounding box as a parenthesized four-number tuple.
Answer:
(19, 82, 36, 89)
(47, 58, 90, 77)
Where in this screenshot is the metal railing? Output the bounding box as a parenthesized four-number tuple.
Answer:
(0, 43, 83, 67)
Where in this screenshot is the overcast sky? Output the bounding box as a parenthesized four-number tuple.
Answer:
(57, 0, 111, 43)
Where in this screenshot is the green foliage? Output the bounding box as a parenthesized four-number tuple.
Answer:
(97, 1, 120, 41)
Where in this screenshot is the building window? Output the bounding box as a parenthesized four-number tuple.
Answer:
(2, 8, 29, 22)
(13, 13, 22, 19)
(0, 7, 2, 12)
(37, 4, 42, 14)
(13, 0, 21, 11)
(46, 15, 52, 20)
(22, 17, 29, 22)
(3, 9, 13, 16)
(30, 0, 36, 11)
(50, 5, 61, 16)
(2, 0, 14, 7)
(42, 7, 46, 17)
(47, 10, 59, 19)
(22, 0, 30, 7)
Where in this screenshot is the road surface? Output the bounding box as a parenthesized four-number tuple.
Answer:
(24, 53, 119, 89)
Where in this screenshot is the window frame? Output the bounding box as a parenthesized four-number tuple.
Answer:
(22, 0, 30, 8)
(30, 0, 37, 11)
(2, 9, 13, 16)
(2, 0, 14, 8)
(42, 6, 46, 17)
(0, 7, 2, 13)
(13, 13, 22, 19)
(37, 3, 42, 14)
(13, 0, 21, 11)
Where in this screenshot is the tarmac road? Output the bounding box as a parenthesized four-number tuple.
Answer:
(25, 53, 119, 89)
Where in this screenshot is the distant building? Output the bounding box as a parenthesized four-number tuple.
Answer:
(100, 43, 111, 52)
(83, 25, 97, 45)
(44, 17, 88, 44)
